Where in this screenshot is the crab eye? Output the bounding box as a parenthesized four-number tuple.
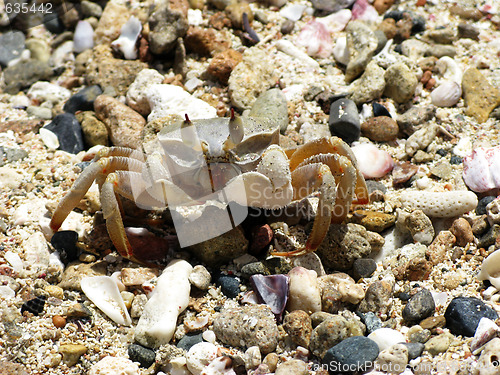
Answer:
(229, 108, 244, 145)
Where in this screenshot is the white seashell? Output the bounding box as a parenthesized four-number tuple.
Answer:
(463, 146, 500, 193)
(81, 276, 132, 326)
(39, 128, 60, 150)
(478, 250, 500, 290)
(351, 143, 394, 179)
(317, 9, 352, 33)
(279, 3, 307, 21)
(368, 328, 406, 352)
(296, 20, 332, 58)
(186, 342, 219, 375)
(111, 271, 126, 292)
(435, 56, 462, 84)
(399, 191, 478, 218)
(4, 251, 24, 273)
(0, 285, 15, 299)
(111, 16, 142, 60)
(486, 198, 500, 226)
(333, 36, 349, 65)
(202, 330, 217, 344)
(275, 39, 320, 69)
(73, 21, 94, 53)
(430, 80, 462, 107)
(470, 318, 500, 355)
(134, 259, 193, 348)
(184, 314, 210, 331)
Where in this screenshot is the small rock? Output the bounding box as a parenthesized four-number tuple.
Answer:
(403, 342, 425, 360)
(426, 27, 456, 44)
(361, 116, 399, 142)
(76, 111, 109, 147)
(405, 209, 434, 245)
(67, 303, 93, 319)
(177, 333, 204, 351)
(247, 88, 289, 134)
(120, 268, 159, 287)
(367, 328, 406, 351)
(424, 333, 453, 356)
(3, 59, 53, 94)
(275, 359, 308, 375)
(64, 85, 103, 114)
(402, 288, 435, 325)
(88, 356, 139, 375)
(352, 258, 377, 280)
(431, 81, 462, 107)
(427, 44, 456, 58)
(318, 272, 365, 308)
(328, 98, 360, 144)
(474, 337, 500, 375)
(51, 230, 79, 266)
(392, 161, 418, 185)
(81, 0, 103, 18)
(350, 210, 396, 233)
(397, 105, 435, 136)
(27, 81, 71, 105)
(0, 31, 25, 66)
(430, 159, 453, 180)
(345, 21, 379, 82)
(450, 5, 483, 20)
(131, 294, 148, 318)
(184, 26, 231, 56)
(356, 311, 382, 334)
(462, 68, 500, 123)
(384, 62, 418, 103)
(44, 113, 85, 154)
(128, 344, 156, 368)
(477, 224, 500, 249)
(216, 275, 240, 298)
(457, 23, 479, 40)
(293, 253, 326, 277)
(189, 265, 211, 290)
(322, 336, 379, 373)
(94, 95, 146, 149)
(225, 1, 253, 29)
(444, 297, 498, 337)
(59, 344, 87, 367)
(126, 69, 164, 115)
(420, 316, 446, 331)
(185, 342, 219, 375)
(426, 230, 455, 265)
(283, 310, 313, 348)
(450, 217, 474, 247)
(310, 0, 356, 14)
(375, 343, 408, 374)
(357, 280, 393, 316)
(287, 267, 321, 314)
(206, 49, 243, 85)
(94, 1, 131, 45)
(350, 62, 386, 106)
(21, 295, 47, 316)
(213, 304, 279, 354)
(26, 106, 53, 120)
(310, 315, 357, 358)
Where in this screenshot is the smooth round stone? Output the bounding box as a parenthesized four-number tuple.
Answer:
(372, 102, 391, 118)
(2, 59, 53, 94)
(402, 288, 435, 325)
(352, 258, 377, 280)
(128, 343, 155, 368)
(322, 336, 379, 373)
(444, 297, 498, 337)
(50, 230, 79, 265)
(403, 342, 425, 360)
(177, 333, 204, 352)
(328, 98, 360, 144)
(26, 106, 53, 120)
(217, 275, 240, 298)
(44, 113, 85, 154)
(0, 31, 25, 66)
(367, 328, 406, 351)
(361, 116, 399, 142)
(3, 147, 28, 163)
(64, 85, 103, 114)
(476, 196, 496, 215)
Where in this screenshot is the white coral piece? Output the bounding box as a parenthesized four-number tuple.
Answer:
(399, 191, 478, 218)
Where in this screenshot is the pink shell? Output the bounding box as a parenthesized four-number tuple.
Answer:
(351, 0, 379, 22)
(463, 146, 500, 192)
(351, 143, 394, 179)
(296, 20, 332, 58)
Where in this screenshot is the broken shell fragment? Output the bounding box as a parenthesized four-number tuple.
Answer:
(463, 146, 500, 193)
(250, 274, 289, 320)
(351, 143, 394, 179)
(399, 191, 478, 218)
(478, 249, 500, 290)
(81, 276, 132, 326)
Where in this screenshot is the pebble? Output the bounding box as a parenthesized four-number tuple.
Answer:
(93, 1, 131, 45)
(189, 265, 212, 290)
(426, 230, 455, 265)
(445, 297, 498, 337)
(93, 95, 146, 149)
(43, 113, 85, 154)
(430, 159, 453, 180)
(64, 85, 103, 114)
(351, 0, 379, 23)
(128, 343, 156, 368)
(462, 68, 500, 123)
(52, 315, 67, 328)
(81, 0, 103, 18)
(286, 266, 322, 314)
(27, 81, 71, 105)
(311, 0, 355, 14)
(352, 258, 377, 280)
(392, 161, 418, 185)
(0, 31, 25, 66)
(351, 143, 394, 179)
(213, 304, 279, 354)
(145, 84, 217, 122)
(293, 253, 326, 277)
(333, 36, 349, 65)
(375, 343, 408, 374)
(345, 21, 379, 82)
(457, 23, 479, 40)
(134, 260, 193, 348)
(328, 98, 360, 144)
(431, 81, 462, 107)
(450, 217, 474, 247)
(350, 62, 386, 106)
(207, 49, 243, 85)
(397, 105, 435, 136)
(250, 274, 289, 319)
(76, 111, 109, 147)
(177, 333, 204, 351)
(368, 328, 406, 351)
(247, 88, 288, 133)
(88, 356, 139, 375)
(361, 116, 399, 142)
(296, 20, 333, 58)
(402, 288, 435, 324)
(309, 314, 356, 358)
(2, 59, 53, 94)
(73, 20, 94, 53)
(126, 69, 165, 115)
(228, 47, 276, 109)
(384, 63, 418, 103)
(322, 336, 379, 373)
(403, 342, 425, 360)
(275, 359, 308, 375)
(283, 310, 313, 347)
(67, 302, 93, 319)
(405, 209, 435, 245)
(59, 344, 88, 367)
(318, 272, 365, 306)
(216, 275, 240, 298)
(356, 311, 382, 334)
(358, 280, 393, 316)
(424, 333, 453, 356)
(50, 230, 79, 265)
(185, 342, 219, 375)
(184, 26, 231, 56)
(249, 224, 274, 255)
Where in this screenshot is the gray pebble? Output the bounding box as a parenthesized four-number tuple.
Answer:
(247, 88, 288, 133)
(402, 288, 435, 325)
(176, 333, 203, 351)
(128, 343, 156, 368)
(356, 311, 382, 334)
(0, 31, 25, 66)
(26, 106, 53, 120)
(352, 258, 377, 280)
(403, 342, 425, 360)
(322, 336, 379, 373)
(328, 98, 360, 144)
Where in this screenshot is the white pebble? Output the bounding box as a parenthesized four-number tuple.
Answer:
(279, 3, 307, 21)
(88, 356, 139, 375)
(126, 69, 164, 115)
(188, 8, 203, 26)
(0, 285, 15, 299)
(111, 16, 141, 59)
(185, 342, 219, 375)
(27, 82, 70, 104)
(146, 84, 217, 122)
(431, 81, 462, 107)
(4, 251, 24, 273)
(50, 41, 75, 66)
(73, 20, 94, 53)
(287, 266, 321, 314)
(415, 176, 430, 190)
(333, 36, 349, 65)
(134, 259, 193, 348)
(188, 265, 211, 290)
(368, 328, 406, 351)
(39, 128, 60, 150)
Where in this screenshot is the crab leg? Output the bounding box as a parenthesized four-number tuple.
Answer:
(50, 156, 144, 232)
(272, 163, 336, 256)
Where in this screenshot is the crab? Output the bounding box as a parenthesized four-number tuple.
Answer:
(50, 112, 368, 263)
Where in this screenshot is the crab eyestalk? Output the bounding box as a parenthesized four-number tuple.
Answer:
(181, 114, 203, 152)
(229, 108, 244, 145)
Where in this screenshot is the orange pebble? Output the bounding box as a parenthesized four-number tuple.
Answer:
(52, 315, 66, 328)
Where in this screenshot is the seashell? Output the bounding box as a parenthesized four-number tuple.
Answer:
(351, 0, 379, 22)
(470, 317, 500, 355)
(111, 16, 142, 60)
(317, 9, 352, 33)
(250, 274, 289, 320)
(435, 56, 462, 84)
(0, 285, 15, 299)
(279, 3, 307, 21)
(4, 250, 24, 274)
(81, 276, 132, 326)
(333, 36, 349, 65)
(296, 20, 332, 58)
(399, 191, 478, 218)
(478, 250, 500, 290)
(184, 314, 210, 331)
(351, 143, 394, 179)
(463, 146, 500, 193)
(275, 39, 320, 69)
(21, 295, 47, 315)
(39, 128, 60, 150)
(73, 21, 94, 53)
(486, 198, 500, 226)
(430, 80, 462, 107)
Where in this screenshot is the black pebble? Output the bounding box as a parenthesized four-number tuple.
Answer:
(176, 333, 203, 351)
(444, 297, 498, 337)
(384, 10, 426, 34)
(44, 113, 85, 154)
(322, 336, 379, 373)
(21, 295, 47, 315)
(43, 13, 65, 34)
(352, 258, 377, 280)
(476, 196, 496, 215)
(51, 231, 79, 265)
(398, 292, 411, 301)
(372, 102, 391, 118)
(402, 288, 435, 325)
(63, 85, 103, 114)
(328, 98, 360, 144)
(436, 149, 447, 157)
(217, 275, 240, 298)
(450, 155, 462, 165)
(128, 343, 156, 368)
(280, 19, 294, 34)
